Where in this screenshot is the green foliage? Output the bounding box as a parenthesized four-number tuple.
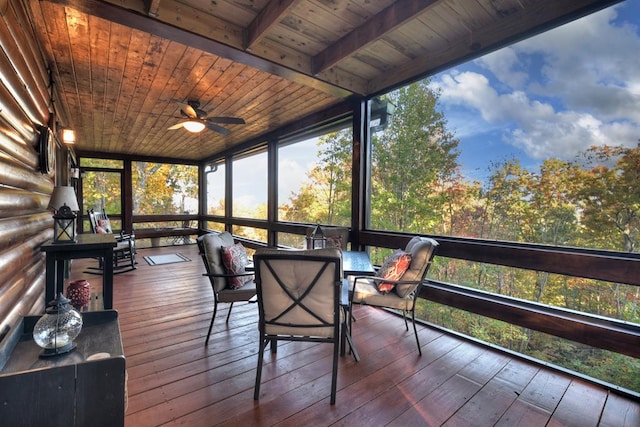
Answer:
(370, 82, 460, 233)
(280, 129, 352, 225)
(132, 162, 198, 214)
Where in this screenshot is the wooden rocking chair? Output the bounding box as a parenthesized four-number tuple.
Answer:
(87, 208, 137, 273)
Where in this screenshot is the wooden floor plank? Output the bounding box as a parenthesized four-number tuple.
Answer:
(547, 380, 608, 427)
(599, 392, 640, 427)
(67, 243, 639, 427)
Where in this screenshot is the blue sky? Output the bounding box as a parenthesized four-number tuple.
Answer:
(430, 0, 640, 183)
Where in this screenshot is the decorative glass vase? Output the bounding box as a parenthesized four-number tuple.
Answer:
(67, 279, 91, 311)
(33, 293, 83, 357)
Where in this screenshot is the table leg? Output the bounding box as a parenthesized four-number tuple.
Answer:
(45, 256, 57, 304)
(103, 250, 114, 309)
(340, 282, 359, 362)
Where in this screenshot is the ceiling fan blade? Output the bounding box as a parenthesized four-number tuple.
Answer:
(178, 103, 198, 119)
(168, 123, 185, 130)
(205, 122, 230, 135)
(207, 117, 246, 124)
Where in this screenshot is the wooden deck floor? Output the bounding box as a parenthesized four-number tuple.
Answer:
(71, 243, 640, 427)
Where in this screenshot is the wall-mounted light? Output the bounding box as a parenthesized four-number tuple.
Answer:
(62, 129, 76, 144)
(183, 120, 205, 133)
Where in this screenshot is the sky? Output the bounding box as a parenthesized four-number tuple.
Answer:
(227, 0, 640, 207)
(430, 0, 640, 182)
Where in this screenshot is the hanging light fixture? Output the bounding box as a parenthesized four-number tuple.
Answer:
(183, 120, 205, 133)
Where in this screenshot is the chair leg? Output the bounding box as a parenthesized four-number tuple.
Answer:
(225, 302, 234, 323)
(402, 310, 409, 331)
(205, 302, 218, 346)
(254, 337, 266, 400)
(411, 308, 422, 356)
(330, 340, 338, 405)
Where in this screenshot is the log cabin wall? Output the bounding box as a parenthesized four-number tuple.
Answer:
(0, 0, 59, 341)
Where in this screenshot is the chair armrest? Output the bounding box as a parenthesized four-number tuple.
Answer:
(353, 275, 425, 285)
(117, 230, 135, 241)
(203, 272, 255, 279)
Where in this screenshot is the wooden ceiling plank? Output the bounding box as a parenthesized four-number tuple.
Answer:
(106, 28, 151, 153)
(311, 0, 440, 75)
(38, 3, 80, 129)
(245, 0, 298, 50)
(124, 39, 190, 152)
(183, 0, 269, 27)
(51, 0, 354, 97)
(88, 14, 111, 151)
(100, 21, 133, 152)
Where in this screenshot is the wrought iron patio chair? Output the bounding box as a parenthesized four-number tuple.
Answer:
(349, 236, 438, 356)
(252, 247, 345, 404)
(197, 231, 256, 345)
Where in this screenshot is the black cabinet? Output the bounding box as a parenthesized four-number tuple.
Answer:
(0, 310, 126, 427)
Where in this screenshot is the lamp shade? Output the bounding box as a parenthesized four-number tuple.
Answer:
(183, 120, 205, 133)
(48, 186, 79, 212)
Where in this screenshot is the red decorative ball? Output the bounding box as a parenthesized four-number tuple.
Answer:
(66, 279, 91, 311)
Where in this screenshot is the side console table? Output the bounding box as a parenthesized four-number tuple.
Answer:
(40, 234, 117, 309)
(0, 310, 126, 427)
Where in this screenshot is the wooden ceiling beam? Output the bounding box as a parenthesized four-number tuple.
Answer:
(143, 0, 161, 17)
(311, 0, 440, 75)
(47, 0, 354, 98)
(245, 0, 298, 51)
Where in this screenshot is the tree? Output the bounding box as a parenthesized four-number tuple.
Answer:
(281, 130, 352, 225)
(370, 81, 460, 233)
(576, 145, 640, 253)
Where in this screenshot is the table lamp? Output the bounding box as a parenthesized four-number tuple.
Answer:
(48, 186, 80, 243)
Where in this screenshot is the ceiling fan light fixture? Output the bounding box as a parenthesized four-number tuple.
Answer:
(183, 120, 205, 133)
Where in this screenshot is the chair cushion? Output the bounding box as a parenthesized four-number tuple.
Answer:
(395, 237, 438, 298)
(218, 280, 257, 302)
(350, 276, 414, 311)
(200, 231, 236, 292)
(221, 242, 254, 289)
(254, 247, 341, 337)
(376, 249, 412, 294)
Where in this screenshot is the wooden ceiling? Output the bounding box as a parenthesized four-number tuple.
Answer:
(27, 0, 621, 162)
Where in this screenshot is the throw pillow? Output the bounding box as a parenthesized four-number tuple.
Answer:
(221, 243, 253, 289)
(98, 218, 112, 234)
(326, 235, 343, 250)
(376, 249, 412, 294)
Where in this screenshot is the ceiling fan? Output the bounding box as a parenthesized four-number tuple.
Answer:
(168, 100, 246, 135)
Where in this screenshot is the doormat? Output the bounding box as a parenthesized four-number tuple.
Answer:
(143, 253, 191, 266)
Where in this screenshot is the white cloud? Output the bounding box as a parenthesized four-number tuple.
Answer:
(433, 2, 640, 163)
